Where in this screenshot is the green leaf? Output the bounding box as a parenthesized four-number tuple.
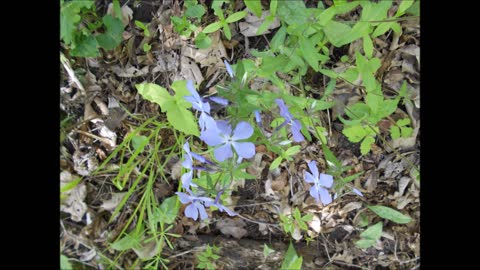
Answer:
(157, 196, 180, 224)
(263, 244, 275, 258)
(319, 68, 339, 79)
(270, 156, 283, 170)
(360, 136, 375, 155)
(131, 135, 149, 151)
(270, 25, 286, 51)
(270, 0, 278, 16)
(96, 15, 124, 50)
(401, 126, 413, 137)
(223, 24, 232, 40)
(317, 6, 336, 26)
(203, 21, 223, 33)
(70, 34, 99, 57)
(363, 35, 374, 59)
(321, 144, 342, 168)
(361, 1, 392, 22)
(143, 43, 151, 52)
(258, 55, 289, 77)
(60, 0, 94, 45)
(60, 255, 73, 270)
(301, 214, 313, 222)
(337, 22, 369, 46)
(135, 20, 150, 37)
(355, 238, 376, 249)
(299, 38, 320, 71)
(372, 22, 396, 37)
(368, 205, 412, 224)
(340, 171, 364, 184)
(135, 83, 173, 111)
(396, 0, 415, 17)
(285, 146, 301, 156)
(405, 1, 419, 16)
(397, 118, 411, 127)
(390, 126, 400, 139)
(343, 125, 367, 143)
(256, 16, 274, 35)
(111, 232, 141, 251)
(195, 32, 212, 49)
(186, 4, 205, 18)
(167, 107, 199, 136)
(360, 222, 383, 240)
(225, 11, 247, 23)
(323, 20, 351, 47)
(333, 1, 360, 15)
(245, 0, 262, 18)
(280, 242, 303, 270)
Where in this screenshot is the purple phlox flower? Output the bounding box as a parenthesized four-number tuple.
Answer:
(275, 99, 305, 142)
(200, 120, 256, 162)
(176, 191, 214, 221)
(208, 96, 229, 106)
(185, 80, 212, 130)
(204, 190, 237, 216)
(304, 160, 334, 205)
(352, 188, 363, 197)
(224, 60, 234, 78)
(181, 142, 219, 189)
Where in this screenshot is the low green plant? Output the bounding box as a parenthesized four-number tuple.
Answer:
(60, 0, 125, 57)
(279, 208, 313, 238)
(202, 5, 247, 40)
(280, 242, 303, 270)
(196, 244, 221, 270)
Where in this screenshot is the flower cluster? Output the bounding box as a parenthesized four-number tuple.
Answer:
(304, 160, 334, 205)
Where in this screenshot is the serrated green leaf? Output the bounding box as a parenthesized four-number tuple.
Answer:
(96, 15, 124, 50)
(343, 125, 367, 143)
(245, 0, 262, 18)
(280, 242, 303, 270)
(71, 34, 99, 57)
(60, 0, 94, 45)
(203, 21, 223, 33)
(401, 126, 413, 137)
(323, 20, 351, 47)
(195, 32, 212, 49)
(60, 255, 73, 270)
(397, 118, 411, 127)
(263, 244, 275, 258)
(226, 11, 247, 23)
(363, 34, 374, 59)
(156, 196, 180, 224)
(396, 0, 415, 17)
(186, 4, 205, 18)
(390, 126, 401, 139)
(368, 205, 412, 224)
(360, 136, 375, 155)
(360, 222, 383, 240)
(270, 156, 283, 170)
(135, 83, 173, 111)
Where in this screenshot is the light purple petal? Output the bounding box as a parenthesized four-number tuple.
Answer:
(352, 188, 363, 197)
(209, 96, 229, 106)
(254, 110, 262, 124)
(307, 161, 319, 180)
(214, 143, 233, 161)
(291, 120, 305, 142)
(199, 112, 209, 130)
(182, 155, 193, 168)
(184, 96, 202, 111)
(218, 204, 237, 216)
(309, 186, 320, 203)
(319, 173, 333, 188)
(200, 128, 223, 146)
(183, 142, 191, 154)
(224, 60, 234, 78)
(196, 202, 209, 220)
(318, 187, 332, 205)
(304, 171, 316, 183)
(215, 120, 232, 136)
(176, 192, 192, 204)
(333, 193, 338, 200)
(275, 99, 292, 121)
(186, 80, 201, 100)
(185, 203, 199, 220)
(232, 142, 255, 159)
(190, 152, 206, 163)
(232, 121, 253, 140)
(181, 171, 196, 189)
